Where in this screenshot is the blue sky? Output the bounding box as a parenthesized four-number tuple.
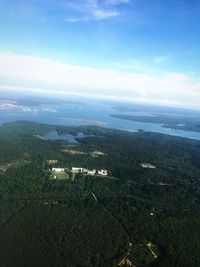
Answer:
(0, 0, 200, 108)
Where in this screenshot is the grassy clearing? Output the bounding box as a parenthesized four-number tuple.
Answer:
(50, 171, 70, 180)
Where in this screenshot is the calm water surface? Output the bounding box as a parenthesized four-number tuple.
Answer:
(44, 131, 91, 143)
(1, 101, 200, 141)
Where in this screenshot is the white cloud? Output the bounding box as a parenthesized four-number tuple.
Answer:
(1, 51, 200, 109)
(113, 59, 158, 73)
(94, 9, 118, 20)
(65, 17, 90, 22)
(106, 0, 129, 5)
(153, 55, 169, 64)
(93, 9, 118, 19)
(65, 0, 121, 22)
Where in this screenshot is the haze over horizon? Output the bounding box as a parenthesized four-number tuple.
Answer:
(1, 0, 200, 108)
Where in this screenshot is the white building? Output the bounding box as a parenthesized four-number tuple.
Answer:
(98, 169, 108, 176)
(52, 168, 65, 173)
(71, 167, 108, 176)
(140, 163, 156, 169)
(72, 167, 85, 174)
(87, 170, 96, 176)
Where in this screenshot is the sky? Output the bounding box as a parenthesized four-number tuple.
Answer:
(0, 0, 200, 108)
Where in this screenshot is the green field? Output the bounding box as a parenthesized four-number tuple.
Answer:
(50, 171, 70, 180)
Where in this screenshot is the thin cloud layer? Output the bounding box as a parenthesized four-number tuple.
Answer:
(107, 0, 130, 4)
(65, 0, 128, 22)
(1, 51, 200, 109)
(153, 55, 170, 64)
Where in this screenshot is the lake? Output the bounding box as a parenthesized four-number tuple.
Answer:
(44, 131, 91, 143)
(1, 99, 200, 141)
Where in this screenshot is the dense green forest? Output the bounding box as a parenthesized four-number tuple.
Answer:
(0, 120, 200, 266)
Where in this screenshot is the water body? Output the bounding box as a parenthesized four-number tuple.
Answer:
(44, 131, 90, 143)
(1, 100, 200, 141)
